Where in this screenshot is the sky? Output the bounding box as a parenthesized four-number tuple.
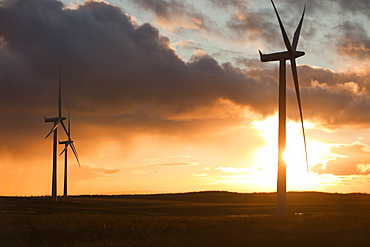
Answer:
(1, 0, 370, 196)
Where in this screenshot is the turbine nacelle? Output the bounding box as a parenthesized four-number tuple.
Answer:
(259, 50, 305, 62)
(59, 112, 80, 167)
(44, 116, 66, 123)
(44, 116, 67, 139)
(59, 140, 73, 145)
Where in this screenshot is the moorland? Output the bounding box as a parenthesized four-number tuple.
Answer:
(0, 191, 369, 246)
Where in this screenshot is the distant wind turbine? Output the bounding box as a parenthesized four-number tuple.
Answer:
(259, 0, 308, 217)
(59, 112, 80, 198)
(44, 64, 69, 201)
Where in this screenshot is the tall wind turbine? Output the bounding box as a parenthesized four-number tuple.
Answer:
(259, 0, 308, 216)
(59, 112, 80, 198)
(44, 64, 69, 201)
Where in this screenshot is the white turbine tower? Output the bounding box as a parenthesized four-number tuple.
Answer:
(59, 112, 80, 198)
(44, 64, 69, 201)
(259, 0, 308, 216)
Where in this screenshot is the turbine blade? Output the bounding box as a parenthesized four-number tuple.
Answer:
(59, 144, 69, 156)
(271, 0, 293, 52)
(68, 111, 71, 136)
(45, 119, 61, 139)
(70, 143, 81, 168)
(58, 62, 62, 118)
(61, 121, 70, 140)
(290, 59, 309, 171)
(292, 4, 306, 51)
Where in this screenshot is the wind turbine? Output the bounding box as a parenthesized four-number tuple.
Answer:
(44, 64, 69, 201)
(259, 0, 308, 216)
(59, 112, 80, 198)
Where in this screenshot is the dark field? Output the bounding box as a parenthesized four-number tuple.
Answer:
(1, 191, 370, 246)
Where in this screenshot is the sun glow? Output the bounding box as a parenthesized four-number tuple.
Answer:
(252, 114, 332, 191)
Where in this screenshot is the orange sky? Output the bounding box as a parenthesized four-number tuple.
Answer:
(0, 0, 370, 196)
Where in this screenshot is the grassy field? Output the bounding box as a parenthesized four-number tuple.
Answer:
(0, 191, 369, 246)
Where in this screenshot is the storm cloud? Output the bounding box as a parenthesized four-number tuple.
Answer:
(0, 0, 276, 130)
(1, 0, 370, 137)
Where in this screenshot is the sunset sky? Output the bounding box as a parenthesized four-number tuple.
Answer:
(1, 0, 370, 196)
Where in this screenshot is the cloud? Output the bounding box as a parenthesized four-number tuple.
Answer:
(245, 64, 370, 128)
(335, 0, 370, 16)
(300, 79, 370, 128)
(130, 170, 149, 175)
(171, 39, 202, 51)
(0, 0, 370, 145)
(207, 0, 243, 8)
(312, 142, 370, 175)
(234, 57, 264, 68)
(0, 0, 261, 139)
(335, 21, 370, 61)
(357, 164, 370, 174)
(149, 161, 199, 167)
(215, 166, 252, 173)
(102, 168, 120, 175)
(224, 2, 279, 44)
(1, 0, 370, 195)
(69, 164, 121, 181)
(192, 172, 208, 177)
(282, 0, 370, 16)
(129, 0, 216, 32)
(208, 0, 317, 49)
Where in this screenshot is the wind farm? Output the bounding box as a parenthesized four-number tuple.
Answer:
(44, 65, 69, 202)
(2, 0, 370, 197)
(1, 0, 370, 245)
(44, 64, 80, 200)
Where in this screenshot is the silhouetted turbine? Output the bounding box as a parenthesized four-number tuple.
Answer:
(44, 64, 69, 201)
(259, 0, 308, 217)
(59, 111, 80, 198)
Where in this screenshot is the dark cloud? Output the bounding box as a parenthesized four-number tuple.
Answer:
(0, 0, 370, 144)
(312, 143, 370, 175)
(207, 0, 247, 9)
(208, 0, 367, 61)
(224, 2, 280, 44)
(208, 0, 318, 53)
(335, 21, 370, 61)
(282, 0, 370, 15)
(335, 0, 370, 16)
(0, 0, 278, 144)
(296, 65, 366, 88)
(245, 63, 370, 128)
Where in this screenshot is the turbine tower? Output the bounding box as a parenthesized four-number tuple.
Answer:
(59, 112, 80, 198)
(259, 0, 308, 216)
(44, 64, 69, 201)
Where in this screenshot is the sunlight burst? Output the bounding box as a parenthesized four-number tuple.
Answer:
(252, 114, 332, 191)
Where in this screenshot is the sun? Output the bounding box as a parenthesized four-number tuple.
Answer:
(252, 114, 332, 191)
